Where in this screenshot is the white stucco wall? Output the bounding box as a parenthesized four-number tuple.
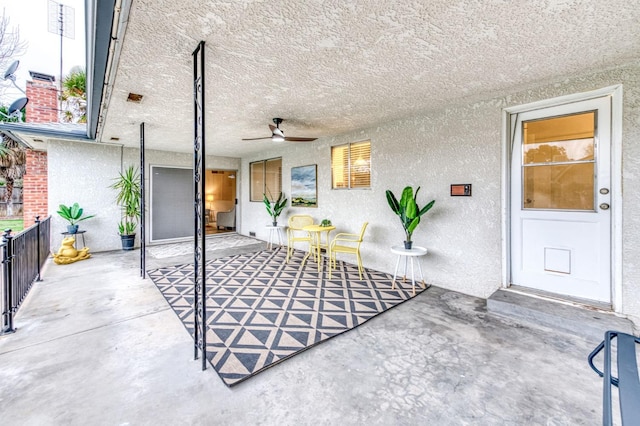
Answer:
(48, 141, 123, 252)
(48, 143, 240, 252)
(46, 61, 640, 323)
(240, 108, 503, 300)
(240, 61, 640, 322)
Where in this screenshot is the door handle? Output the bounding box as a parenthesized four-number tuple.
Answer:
(599, 203, 610, 210)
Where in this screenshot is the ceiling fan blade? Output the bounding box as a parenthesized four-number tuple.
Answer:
(241, 136, 272, 141)
(269, 124, 276, 132)
(284, 137, 317, 142)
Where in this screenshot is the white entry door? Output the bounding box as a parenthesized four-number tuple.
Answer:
(510, 96, 611, 303)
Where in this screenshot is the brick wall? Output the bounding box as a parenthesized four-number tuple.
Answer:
(25, 79, 58, 123)
(22, 150, 48, 226)
(22, 74, 56, 224)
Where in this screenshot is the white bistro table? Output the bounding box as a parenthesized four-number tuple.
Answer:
(266, 225, 286, 250)
(390, 245, 429, 295)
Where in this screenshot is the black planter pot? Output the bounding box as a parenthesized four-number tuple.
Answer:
(121, 234, 135, 250)
(67, 224, 79, 234)
(403, 240, 413, 250)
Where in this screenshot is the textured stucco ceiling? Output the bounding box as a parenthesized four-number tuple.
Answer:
(99, 0, 640, 156)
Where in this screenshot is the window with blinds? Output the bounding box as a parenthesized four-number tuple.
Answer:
(264, 158, 283, 200)
(331, 140, 371, 189)
(250, 157, 282, 201)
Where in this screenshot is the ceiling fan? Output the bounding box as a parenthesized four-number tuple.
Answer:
(242, 118, 317, 142)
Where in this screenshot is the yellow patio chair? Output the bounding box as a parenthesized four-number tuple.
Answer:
(286, 214, 314, 262)
(329, 222, 368, 279)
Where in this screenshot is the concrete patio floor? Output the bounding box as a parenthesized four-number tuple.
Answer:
(0, 238, 609, 425)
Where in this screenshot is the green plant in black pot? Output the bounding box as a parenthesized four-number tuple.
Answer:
(263, 191, 287, 226)
(57, 203, 95, 234)
(385, 186, 435, 249)
(110, 165, 141, 250)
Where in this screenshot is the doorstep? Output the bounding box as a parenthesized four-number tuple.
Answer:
(487, 288, 635, 343)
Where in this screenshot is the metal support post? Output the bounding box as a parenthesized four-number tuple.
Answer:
(140, 123, 146, 278)
(35, 216, 42, 281)
(1, 229, 15, 334)
(193, 40, 207, 370)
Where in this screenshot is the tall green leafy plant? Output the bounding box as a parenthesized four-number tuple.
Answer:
(385, 186, 435, 245)
(263, 191, 287, 224)
(110, 165, 141, 236)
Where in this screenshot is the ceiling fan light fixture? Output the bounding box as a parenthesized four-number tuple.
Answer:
(242, 117, 316, 143)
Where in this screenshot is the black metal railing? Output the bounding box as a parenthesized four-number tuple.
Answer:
(1, 216, 51, 334)
(588, 330, 640, 425)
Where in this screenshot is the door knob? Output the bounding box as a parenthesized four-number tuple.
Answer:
(599, 203, 610, 210)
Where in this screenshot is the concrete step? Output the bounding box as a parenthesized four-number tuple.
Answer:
(487, 289, 635, 343)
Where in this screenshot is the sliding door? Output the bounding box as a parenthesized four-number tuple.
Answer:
(150, 166, 194, 241)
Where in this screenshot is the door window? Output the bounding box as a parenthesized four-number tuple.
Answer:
(522, 111, 595, 210)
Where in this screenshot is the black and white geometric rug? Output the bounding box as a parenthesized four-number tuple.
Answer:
(146, 233, 262, 259)
(147, 246, 428, 386)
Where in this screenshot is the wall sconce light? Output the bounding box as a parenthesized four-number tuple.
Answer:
(206, 194, 214, 209)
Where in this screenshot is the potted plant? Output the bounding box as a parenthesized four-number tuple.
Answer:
(110, 165, 141, 250)
(386, 186, 435, 249)
(263, 191, 287, 226)
(57, 203, 95, 234)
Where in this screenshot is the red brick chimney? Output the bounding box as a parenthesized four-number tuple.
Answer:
(25, 72, 58, 123)
(22, 71, 56, 226)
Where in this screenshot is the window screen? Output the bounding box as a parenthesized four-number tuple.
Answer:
(332, 140, 371, 189)
(151, 166, 194, 241)
(250, 161, 265, 201)
(250, 157, 282, 201)
(522, 112, 595, 210)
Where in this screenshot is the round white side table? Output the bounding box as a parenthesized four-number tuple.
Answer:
(266, 225, 286, 250)
(390, 245, 429, 295)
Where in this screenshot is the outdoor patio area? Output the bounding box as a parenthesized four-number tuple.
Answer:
(0, 235, 611, 425)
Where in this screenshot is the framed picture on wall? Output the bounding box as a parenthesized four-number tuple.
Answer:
(291, 164, 317, 207)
